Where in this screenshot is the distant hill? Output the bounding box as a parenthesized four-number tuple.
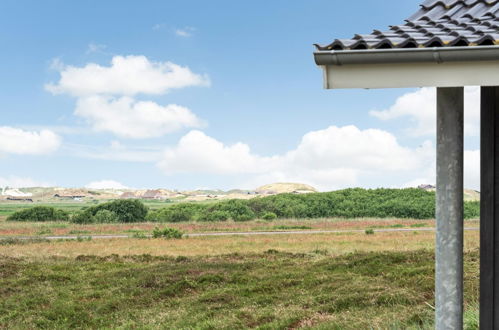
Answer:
(256, 183, 317, 194)
(418, 185, 480, 202)
(464, 189, 480, 201)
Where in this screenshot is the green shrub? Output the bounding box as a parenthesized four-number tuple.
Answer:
(131, 232, 148, 239)
(262, 212, 277, 220)
(93, 210, 119, 223)
(197, 210, 230, 222)
(71, 211, 94, 224)
(464, 201, 480, 219)
(7, 206, 69, 222)
(365, 229, 375, 235)
(146, 203, 205, 222)
(205, 199, 256, 222)
(152, 227, 183, 239)
(71, 200, 148, 224)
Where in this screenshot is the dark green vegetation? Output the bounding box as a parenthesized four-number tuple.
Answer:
(0, 250, 479, 329)
(5, 188, 481, 223)
(7, 206, 69, 222)
(149, 188, 480, 223)
(70, 199, 148, 224)
(152, 227, 183, 239)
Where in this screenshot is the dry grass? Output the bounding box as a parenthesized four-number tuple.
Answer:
(0, 230, 480, 259)
(0, 218, 452, 237)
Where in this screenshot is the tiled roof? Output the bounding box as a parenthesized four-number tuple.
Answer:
(315, 0, 499, 51)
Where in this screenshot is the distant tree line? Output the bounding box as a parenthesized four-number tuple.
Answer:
(7, 188, 481, 223)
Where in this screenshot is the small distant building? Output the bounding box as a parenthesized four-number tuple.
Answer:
(7, 197, 33, 202)
(418, 184, 436, 190)
(120, 192, 137, 199)
(53, 194, 86, 200)
(142, 190, 165, 200)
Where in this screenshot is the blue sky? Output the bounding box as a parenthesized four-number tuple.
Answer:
(0, 0, 480, 191)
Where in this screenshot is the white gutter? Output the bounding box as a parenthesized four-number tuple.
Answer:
(314, 46, 499, 66)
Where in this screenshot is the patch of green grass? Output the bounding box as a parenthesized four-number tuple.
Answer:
(36, 227, 54, 236)
(0, 238, 50, 245)
(131, 232, 149, 239)
(0, 250, 480, 329)
(68, 230, 91, 235)
(411, 223, 428, 228)
(272, 225, 313, 230)
(464, 305, 479, 330)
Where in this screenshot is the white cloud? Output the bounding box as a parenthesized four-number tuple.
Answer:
(401, 149, 480, 191)
(75, 96, 203, 138)
(157, 126, 437, 191)
(158, 130, 278, 174)
(45, 55, 210, 97)
(175, 27, 195, 37)
(0, 127, 61, 155)
(0, 176, 53, 188)
(284, 125, 432, 172)
(370, 87, 480, 137)
(85, 180, 129, 190)
(464, 150, 480, 191)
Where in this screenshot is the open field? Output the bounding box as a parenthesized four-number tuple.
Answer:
(0, 224, 481, 328)
(0, 194, 480, 328)
(0, 248, 479, 329)
(0, 229, 480, 259)
(0, 217, 447, 237)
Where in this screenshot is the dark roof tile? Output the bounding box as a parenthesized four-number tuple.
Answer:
(315, 0, 499, 51)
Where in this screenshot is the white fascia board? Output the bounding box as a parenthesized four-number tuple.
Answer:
(323, 60, 499, 89)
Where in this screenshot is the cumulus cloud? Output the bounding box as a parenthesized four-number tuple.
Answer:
(75, 96, 203, 138)
(284, 125, 432, 172)
(158, 130, 278, 174)
(158, 126, 438, 191)
(85, 180, 129, 190)
(45, 55, 209, 139)
(402, 149, 479, 191)
(45, 55, 210, 97)
(464, 150, 480, 190)
(0, 127, 61, 155)
(370, 87, 480, 137)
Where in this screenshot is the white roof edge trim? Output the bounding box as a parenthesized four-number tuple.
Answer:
(322, 60, 499, 89)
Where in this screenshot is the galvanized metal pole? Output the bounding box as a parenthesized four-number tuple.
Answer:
(436, 87, 464, 330)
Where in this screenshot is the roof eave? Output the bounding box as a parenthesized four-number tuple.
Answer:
(314, 46, 499, 66)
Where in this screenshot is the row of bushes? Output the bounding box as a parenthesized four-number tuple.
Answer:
(6, 188, 481, 223)
(7, 200, 148, 223)
(7, 206, 70, 222)
(147, 189, 480, 222)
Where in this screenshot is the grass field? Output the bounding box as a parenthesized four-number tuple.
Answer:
(0, 200, 481, 329)
(0, 217, 449, 237)
(0, 248, 479, 329)
(0, 230, 480, 258)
